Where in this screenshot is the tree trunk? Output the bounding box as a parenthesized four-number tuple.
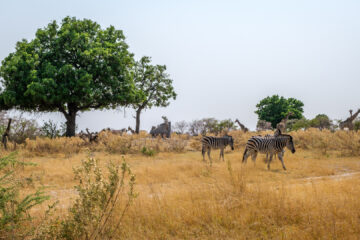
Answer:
(135, 108, 142, 134)
(64, 110, 77, 137)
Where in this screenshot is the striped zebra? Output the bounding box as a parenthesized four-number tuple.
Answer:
(201, 135, 234, 164)
(242, 130, 295, 170)
(264, 133, 285, 163)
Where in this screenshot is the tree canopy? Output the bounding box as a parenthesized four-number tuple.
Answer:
(255, 95, 304, 128)
(0, 16, 139, 136)
(131, 56, 177, 133)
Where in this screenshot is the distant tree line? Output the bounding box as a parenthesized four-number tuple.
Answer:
(173, 118, 238, 136)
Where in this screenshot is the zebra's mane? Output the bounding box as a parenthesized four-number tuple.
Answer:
(277, 134, 293, 141)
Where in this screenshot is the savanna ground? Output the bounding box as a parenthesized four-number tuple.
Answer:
(5, 129, 360, 239)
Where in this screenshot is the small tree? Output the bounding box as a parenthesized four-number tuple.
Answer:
(188, 120, 205, 136)
(0, 17, 138, 136)
(131, 56, 177, 133)
(41, 120, 63, 138)
(289, 118, 310, 131)
(202, 118, 218, 134)
(216, 119, 237, 134)
(309, 114, 331, 130)
(255, 95, 304, 128)
(174, 121, 188, 134)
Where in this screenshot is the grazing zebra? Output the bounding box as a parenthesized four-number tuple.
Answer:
(201, 135, 234, 164)
(242, 130, 295, 170)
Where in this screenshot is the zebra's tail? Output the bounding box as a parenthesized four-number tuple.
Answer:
(242, 148, 248, 163)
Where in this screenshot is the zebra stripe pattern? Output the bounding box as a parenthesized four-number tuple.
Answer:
(201, 135, 234, 164)
(242, 132, 295, 170)
(264, 134, 284, 163)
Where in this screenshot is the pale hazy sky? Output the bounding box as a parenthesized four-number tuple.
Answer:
(0, 0, 359, 131)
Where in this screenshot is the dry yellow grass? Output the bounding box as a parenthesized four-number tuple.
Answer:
(8, 129, 360, 239)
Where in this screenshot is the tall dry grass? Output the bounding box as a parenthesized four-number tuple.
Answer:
(9, 131, 360, 239)
(18, 129, 360, 158)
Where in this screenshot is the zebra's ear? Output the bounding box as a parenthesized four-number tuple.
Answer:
(274, 128, 281, 137)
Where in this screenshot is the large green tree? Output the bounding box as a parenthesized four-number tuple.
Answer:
(0, 17, 139, 136)
(131, 56, 176, 133)
(255, 95, 304, 128)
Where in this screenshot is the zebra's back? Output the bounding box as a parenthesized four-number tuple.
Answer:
(246, 136, 286, 154)
(202, 136, 229, 149)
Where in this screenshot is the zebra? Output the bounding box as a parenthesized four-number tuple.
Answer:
(201, 135, 234, 164)
(264, 133, 285, 163)
(242, 129, 295, 170)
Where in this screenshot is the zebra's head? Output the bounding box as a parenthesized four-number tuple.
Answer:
(286, 135, 296, 153)
(225, 135, 234, 150)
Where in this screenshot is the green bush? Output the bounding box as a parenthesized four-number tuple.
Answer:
(141, 146, 157, 156)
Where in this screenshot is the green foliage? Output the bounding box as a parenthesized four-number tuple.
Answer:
(255, 95, 304, 128)
(309, 114, 332, 130)
(354, 120, 360, 131)
(0, 152, 49, 239)
(290, 118, 310, 131)
(290, 114, 333, 131)
(0, 16, 139, 136)
(141, 146, 157, 157)
(131, 56, 177, 133)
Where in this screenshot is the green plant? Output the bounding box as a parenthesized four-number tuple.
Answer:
(141, 146, 157, 156)
(354, 120, 360, 131)
(0, 152, 49, 239)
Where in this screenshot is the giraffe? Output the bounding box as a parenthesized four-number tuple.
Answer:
(276, 112, 293, 132)
(339, 109, 360, 130)
(235, 119, 249, 132)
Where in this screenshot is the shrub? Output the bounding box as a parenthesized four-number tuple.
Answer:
(0, 152, 49, 239)
(141, 146, 157, 156)
(40, 120, 63, 138)
(36, 155, 137, 239)
(24, 137, 84, 157)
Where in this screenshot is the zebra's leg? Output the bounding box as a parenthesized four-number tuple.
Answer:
(265, 153, 269, 163)
(207, 149, 212, 165)
(220, 148, 225, 161)
(202, 146, 206, 162)
(251, 152, 258, 166)
(278, 152, 287, 170)
(267, 154, 273, 170)
(242, 148, 250, 164)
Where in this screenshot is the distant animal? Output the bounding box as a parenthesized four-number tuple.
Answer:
(242, 129, 295, 170)
(150, 122, 171, 138)
(235, 119, 249, 132)
(339, 109, 360, 130)
(201, 135, 234, 164)
(276, 112, 293, 133)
